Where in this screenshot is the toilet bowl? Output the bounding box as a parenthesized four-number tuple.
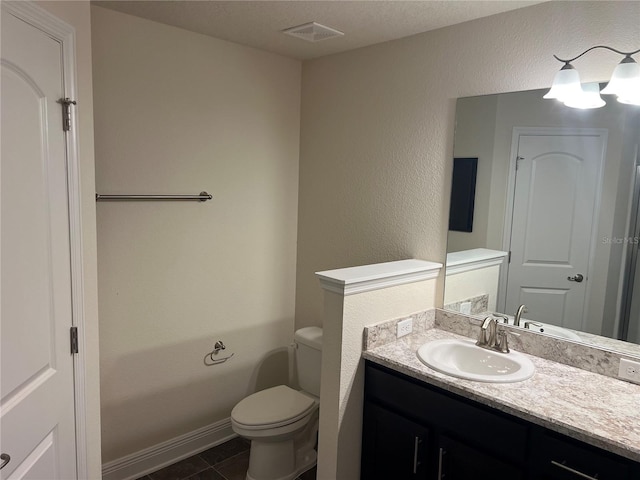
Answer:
(231, 327, 322, 480)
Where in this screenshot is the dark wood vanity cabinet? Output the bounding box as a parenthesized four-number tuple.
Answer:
(362, 361, 526, 479)
(361, 402, 429, 479)
(361, 361, 639, 480)
(530, 429, 635, 480)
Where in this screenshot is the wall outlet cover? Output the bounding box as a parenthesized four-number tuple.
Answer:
(397, 318, 413, 338)
(618, 358, 640, 384)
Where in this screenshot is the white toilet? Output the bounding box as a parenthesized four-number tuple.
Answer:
(231, 327, 322, 480)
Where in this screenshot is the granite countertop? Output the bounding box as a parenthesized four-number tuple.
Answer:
(362, 328, 640, 462)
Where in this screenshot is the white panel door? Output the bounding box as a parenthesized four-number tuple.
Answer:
(506, 132, 605, 330)
(1, 10, 77, 480)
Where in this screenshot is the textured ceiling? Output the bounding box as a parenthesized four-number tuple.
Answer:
(92, 1, 542, 60)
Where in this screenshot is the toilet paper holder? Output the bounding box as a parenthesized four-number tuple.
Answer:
(205, 340, 234, 366)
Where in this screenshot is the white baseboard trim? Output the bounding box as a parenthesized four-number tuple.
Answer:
(101, 418, 235, 480)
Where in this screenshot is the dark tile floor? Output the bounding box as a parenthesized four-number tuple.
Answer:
(136, 437, 317, 480)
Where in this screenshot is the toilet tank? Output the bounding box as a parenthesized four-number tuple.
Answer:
(294, 327, 322, 397)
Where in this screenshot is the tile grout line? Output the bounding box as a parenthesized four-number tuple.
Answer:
(211, 450, 248, 466)
(182, 467, 228, 480)
(197, 453, 214, 468)
(211, 450, 250, 480)
(194, 451, 231, 480)
(213, 467, 230, 480)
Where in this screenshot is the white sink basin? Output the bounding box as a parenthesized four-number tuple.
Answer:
(416, 338, 535, 383)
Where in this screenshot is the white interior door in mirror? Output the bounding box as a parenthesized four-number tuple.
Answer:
(506, 130, 606, 331)
(1, 10, 77, 480)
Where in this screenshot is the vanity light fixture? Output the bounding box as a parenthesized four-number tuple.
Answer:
(544, 45, 640, 108)
(563, 82, 606, 109)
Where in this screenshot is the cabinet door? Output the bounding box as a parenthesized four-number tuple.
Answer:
(437, 435, 524, 480)
(531, 430, 632, 480)
(361, 401, 429, 479)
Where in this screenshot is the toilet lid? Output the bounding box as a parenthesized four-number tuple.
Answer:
(231, 385, 316, 428)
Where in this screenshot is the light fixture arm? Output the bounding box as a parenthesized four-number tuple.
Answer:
(545, 45, 640, 108)
(553, 45, 640, 64)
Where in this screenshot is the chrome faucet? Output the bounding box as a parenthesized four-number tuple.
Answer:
(514, 304, 527, 327)
(476, 317, 510, 353)
(476, 316, 497, 348)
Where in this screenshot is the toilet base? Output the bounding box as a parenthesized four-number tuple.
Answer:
(244, 414, 318, 480)
(245, 444, 316, 480)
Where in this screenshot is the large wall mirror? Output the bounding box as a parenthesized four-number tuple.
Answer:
(444, 87, 640, 356)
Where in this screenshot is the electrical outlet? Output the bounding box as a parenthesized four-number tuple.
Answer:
(618, 358, 640, 384)
(397, 318, 413, 338)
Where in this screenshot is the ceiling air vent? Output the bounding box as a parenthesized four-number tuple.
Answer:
(282, 22, 344, 43)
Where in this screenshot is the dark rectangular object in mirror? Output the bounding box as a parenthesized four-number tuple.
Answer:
(449, 157, 477, 232)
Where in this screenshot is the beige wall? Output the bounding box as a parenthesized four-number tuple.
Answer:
(296, 1, 640, 330)
(34, 1, 102, 477)
(91, 6, 301, 462)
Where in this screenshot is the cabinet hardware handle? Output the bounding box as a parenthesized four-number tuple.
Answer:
(437, 448, 446, 479)
(551, 460, 599, 480)
(0, 453, 10, 470)
(412, 436, 422, 474)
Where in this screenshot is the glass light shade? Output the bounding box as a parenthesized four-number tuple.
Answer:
(543, 65, 582, 101)
(564, 82, 606, 109)
(601, 57, 640, 97)
(617, 94, 640, 106)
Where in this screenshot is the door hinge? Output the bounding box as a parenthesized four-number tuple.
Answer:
(58, 98, 77, 132)
(70, 326, 79, 354)
(515, 156, 524, 170)
(508, 251, 511, 263)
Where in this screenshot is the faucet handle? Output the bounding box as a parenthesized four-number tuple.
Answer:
(495, 330, 510, 353)
(523, 321, 543, 330)
(476, 326, 488, 346)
